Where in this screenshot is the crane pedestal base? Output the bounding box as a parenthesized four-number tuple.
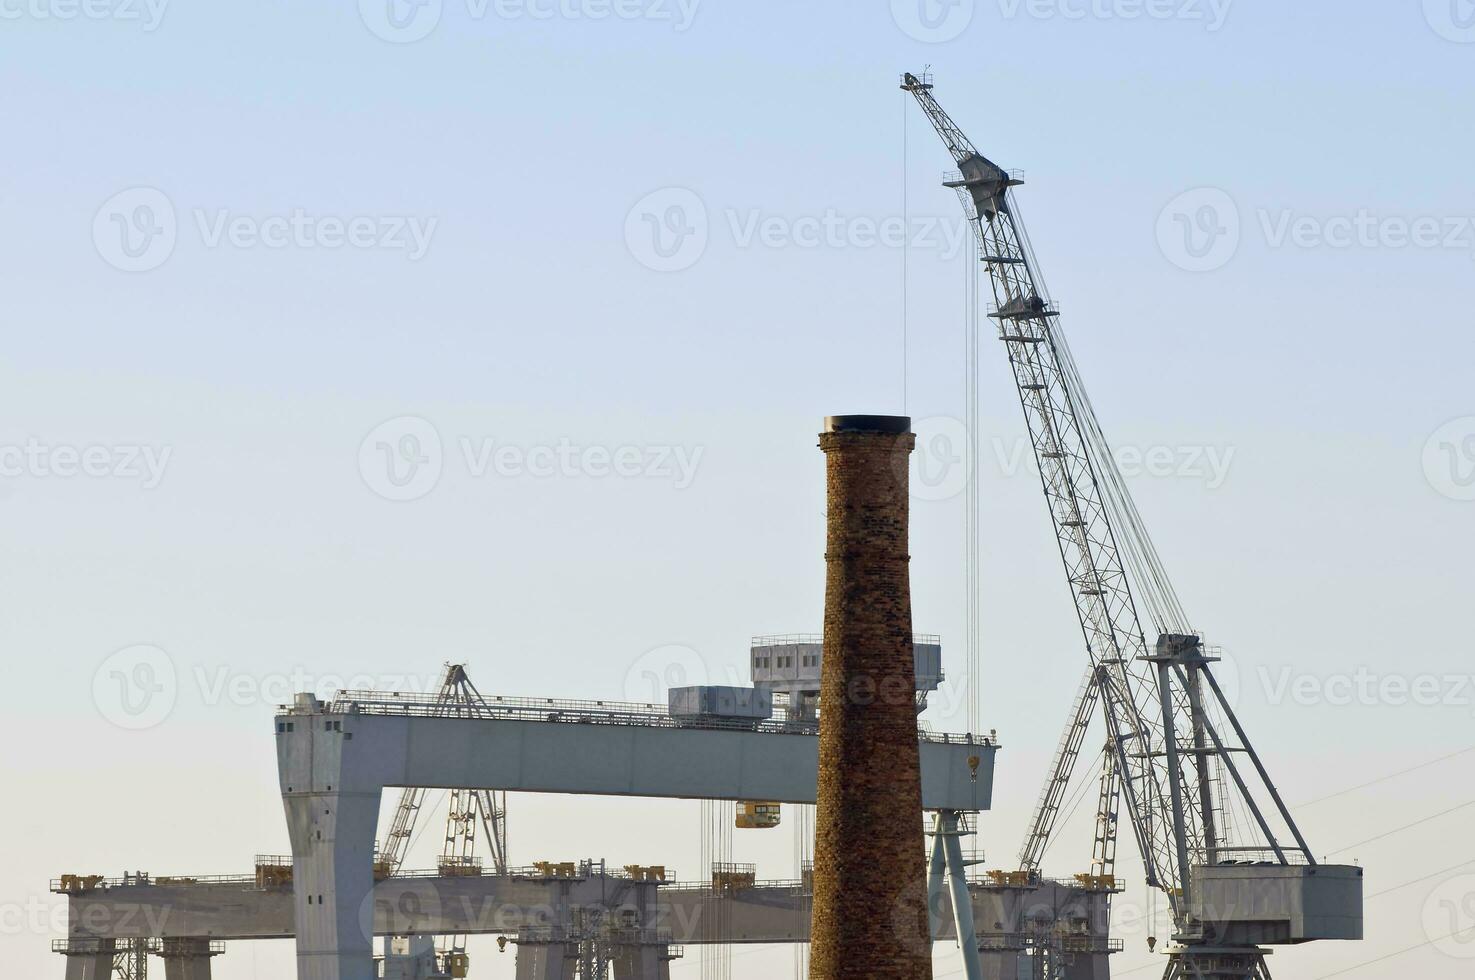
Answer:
(513, 942, 578, 980)
(611, 946, 667, 979)
(1161, 944, 1272, 980)
(153, 938, 223, 980)
(55, 939, 116, 980)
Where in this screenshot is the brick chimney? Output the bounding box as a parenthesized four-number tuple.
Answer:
(809, 415, 932, 980)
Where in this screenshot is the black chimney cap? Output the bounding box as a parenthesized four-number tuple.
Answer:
(823, 415, 912, 434)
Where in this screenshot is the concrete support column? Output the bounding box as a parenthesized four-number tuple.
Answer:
(611, 946, 662, 979)
(939, 814, 983, 980)
(1063, 953, 1113, 979)
(283, 788, 383, 980)
(513, 943, 578, 980)
(927, 816, 949, 940)
(154, 939, 222, 980)
(57, 939, 115, 980)
(976, 951, 1026, 980)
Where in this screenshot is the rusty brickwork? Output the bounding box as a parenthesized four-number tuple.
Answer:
(810, 415, 932, 980)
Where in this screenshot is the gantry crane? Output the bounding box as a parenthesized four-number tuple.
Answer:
(379, 664, 509, 976)
(902, 71, 1362, 980)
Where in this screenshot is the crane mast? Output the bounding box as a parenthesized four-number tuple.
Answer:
(901, 72, 1334, 980)
(903, 70, 1194, 903)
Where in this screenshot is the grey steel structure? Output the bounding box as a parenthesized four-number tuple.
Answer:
(751, 634, 945, 718)
(900, 71, 1363, 979)
(55, 678, 996, 980)
(54, 863, 1123, 973)
(273, 689, 993, 979)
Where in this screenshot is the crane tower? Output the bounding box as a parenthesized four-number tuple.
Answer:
(900, 71, 1363, 980)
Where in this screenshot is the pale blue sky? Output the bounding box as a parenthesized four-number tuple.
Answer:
(3, 1, 1474, 977)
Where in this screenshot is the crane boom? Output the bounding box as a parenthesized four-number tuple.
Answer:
(903, 70, 1192, 900)
(900, 78, 1327, 964)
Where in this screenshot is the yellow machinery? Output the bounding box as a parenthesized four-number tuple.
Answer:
(443, 952, 470, 977)
(254, 856, 293, 890)
(1073, 873, 1120, 892)
(711, 863, 757, 892)
(623, 865, 667, 882)
(983, 869, 1035, 888)
(532, 861, 578, 878)
(439, 857, 483, 877)
(735, 801, 781, 829)
(56, 874, 106, 894)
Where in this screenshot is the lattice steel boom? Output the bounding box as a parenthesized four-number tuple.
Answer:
(899, 75, 1336, 976)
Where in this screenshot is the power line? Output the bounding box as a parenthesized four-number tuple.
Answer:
(1294, 745, 1475, 809)
(1367, 858, 1475, 898)
(1328, 799, 1475, 856)
(1311, 926, 1475, 979)
(901, 90, 909, 415)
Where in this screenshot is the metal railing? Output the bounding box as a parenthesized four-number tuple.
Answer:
(752, 633, 942, 647)
(303, 689, 994, 746)
(64, 867, 1121, 897)
(661, 876, 808, 894)
(942, 168, 1026, 185)
(53, 872, 263, 892)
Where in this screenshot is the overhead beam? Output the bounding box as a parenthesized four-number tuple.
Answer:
(275, 705, 995, 810)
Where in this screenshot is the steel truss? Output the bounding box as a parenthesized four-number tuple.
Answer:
(899, 74, 1316, 962)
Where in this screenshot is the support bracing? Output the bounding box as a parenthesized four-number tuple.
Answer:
(931, 811, 983, 980)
